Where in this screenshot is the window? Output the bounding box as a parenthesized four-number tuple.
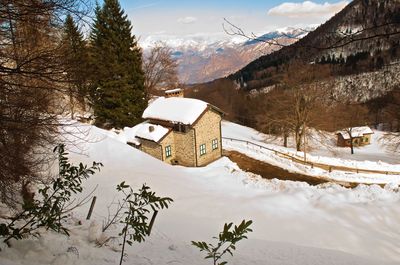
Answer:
(165, 145, 172, 158)
(365, 137, 369, 143)
(212, 139, 218, 150)
(173, 123, 188, 133)
(199, 144, 206, 156)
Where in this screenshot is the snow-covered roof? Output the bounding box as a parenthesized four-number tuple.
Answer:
(142, 97, 208, 125)
(165, 88, 182, 94)
(120, 126, 142, 146)
(337, 126, 374, 140)
(135, 123, 170, 142)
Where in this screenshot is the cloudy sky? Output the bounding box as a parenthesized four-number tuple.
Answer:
(117, 0, 349, 43)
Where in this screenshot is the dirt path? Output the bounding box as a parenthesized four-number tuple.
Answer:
(223, 137, 400, 176)
(224, 150, 357, 187)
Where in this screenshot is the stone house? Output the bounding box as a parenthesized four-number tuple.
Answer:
(336, 126, 374, 147)
(132, 90, 223, 167)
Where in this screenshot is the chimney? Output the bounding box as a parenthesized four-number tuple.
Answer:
(148, 125, 155, 132)
(165, 88, 184, 98)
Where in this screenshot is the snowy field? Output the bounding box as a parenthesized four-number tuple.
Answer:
(222, 121, 400, 184)
(1, 121, 400, 265)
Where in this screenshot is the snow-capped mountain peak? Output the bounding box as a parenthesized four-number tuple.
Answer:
(140, 27, 312, 84)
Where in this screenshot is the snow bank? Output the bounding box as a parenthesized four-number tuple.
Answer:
(2, 121, 400, 265)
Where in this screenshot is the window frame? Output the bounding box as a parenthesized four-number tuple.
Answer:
(165, 145, 172, 158)
(173, 123, 188, 133)
(199, 144, 206, 156)
(212, 138, 219, 150)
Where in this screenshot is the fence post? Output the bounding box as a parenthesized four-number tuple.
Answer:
(329, 166, 332, 173)
(86, 196, 97, 220)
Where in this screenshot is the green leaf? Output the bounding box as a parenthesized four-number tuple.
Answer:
(191, 220, 253, 265)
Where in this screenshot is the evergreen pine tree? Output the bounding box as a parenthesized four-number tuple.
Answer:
(89, 0, 146, 128)
(62, 14, 89, 117)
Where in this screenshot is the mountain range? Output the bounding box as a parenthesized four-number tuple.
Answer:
(141, 28, 308, 84)
(184, 0, 400, 131)
(230, 0, 400, 92)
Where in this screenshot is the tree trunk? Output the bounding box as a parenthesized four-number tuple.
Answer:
(283, 133, 288, 148)
(295, 127, 302, 151)
(350, 137, 354, 155)
(303, 126, 307, 162)
(374, 109, 380, 129)
(69, 90, 75, 119)
(296, 137, 302, 151)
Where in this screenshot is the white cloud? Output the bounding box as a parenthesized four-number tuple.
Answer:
(267, 1, 349, 18)
(177, 16, 198, 24)
(132, 2, 159, 10)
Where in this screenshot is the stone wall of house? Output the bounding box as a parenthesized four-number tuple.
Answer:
(160, 132, 176, 164)
(140, 140, 163, 160)
(173, 130, 196, 166)
(194, 109, 222, 166)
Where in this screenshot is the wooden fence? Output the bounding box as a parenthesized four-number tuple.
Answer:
(222, 137, 400, 176)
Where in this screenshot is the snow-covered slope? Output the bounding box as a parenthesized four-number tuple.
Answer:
(222, 121, 400, 184)
(1, 122, 400, 265)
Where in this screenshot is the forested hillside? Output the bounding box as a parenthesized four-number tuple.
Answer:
(230, 0, 400, 91)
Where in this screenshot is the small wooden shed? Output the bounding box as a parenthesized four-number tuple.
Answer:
(336, 126, 374, 147)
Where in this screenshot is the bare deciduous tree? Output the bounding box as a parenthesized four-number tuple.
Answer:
(223, 16, 400, 51)
(0, 0, 91, 206)
(381, 87, 400, 154)
(255, 63, 332, 159)
(254, 89, 295, 148)
(332, 102, 370, 154)
(143, 42, 178, 97)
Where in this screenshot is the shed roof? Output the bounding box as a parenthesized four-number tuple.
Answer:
(142, 97, 209, 125)
(135, 123, 170, 142)
(337, 126, 374, 140)
(165, 88, 182, 94)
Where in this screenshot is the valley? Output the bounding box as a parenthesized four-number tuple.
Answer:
(2, 1, 400, 265)
(141, 28, 305, 84)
